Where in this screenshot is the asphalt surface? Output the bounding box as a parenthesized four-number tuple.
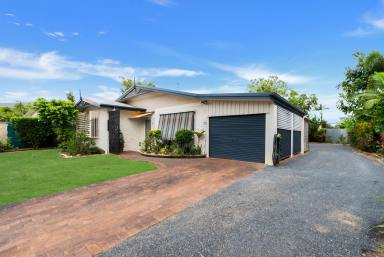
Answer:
(100, 144, 384, 257)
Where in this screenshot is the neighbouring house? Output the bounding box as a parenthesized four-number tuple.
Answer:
(77, 86, 309, 165)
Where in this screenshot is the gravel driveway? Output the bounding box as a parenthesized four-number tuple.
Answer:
(100, 144, 384, 257)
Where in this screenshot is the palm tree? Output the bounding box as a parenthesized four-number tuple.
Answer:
(361, 72, 384, 109)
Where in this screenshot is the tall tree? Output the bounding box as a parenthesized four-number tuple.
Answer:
(247, 76, 320, 115)
(248, 76, 289, 97)
(338, 51, 384, 115)
(120, 77, 156, 93)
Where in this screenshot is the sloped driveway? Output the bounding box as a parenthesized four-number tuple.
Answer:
(101, 144, 384, 257)
(0, 152, 263, 257)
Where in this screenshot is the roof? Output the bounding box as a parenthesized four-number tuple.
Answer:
(76, 98, 146, 112)
(117, 86, 306, 116)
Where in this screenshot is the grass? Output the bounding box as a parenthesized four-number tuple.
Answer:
(0, 149, 156, 206)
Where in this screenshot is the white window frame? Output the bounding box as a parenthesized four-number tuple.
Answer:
(90, 118, 99, 138)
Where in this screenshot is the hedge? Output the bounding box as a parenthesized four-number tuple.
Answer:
(11, 117, 55, 149)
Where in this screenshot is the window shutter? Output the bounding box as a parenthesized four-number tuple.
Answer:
(158, 111, 194, 140)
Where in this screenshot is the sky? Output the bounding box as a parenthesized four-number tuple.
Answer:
(1, 0, 384, 124)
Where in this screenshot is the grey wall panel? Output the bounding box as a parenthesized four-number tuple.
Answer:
(278, 128, 291, 160)
(293, 131, 301, 154)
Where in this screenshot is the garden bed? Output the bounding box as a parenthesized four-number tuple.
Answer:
(140, 151, 205, 159)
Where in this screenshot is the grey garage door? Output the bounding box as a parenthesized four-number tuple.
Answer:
(209, 114, 265, 163)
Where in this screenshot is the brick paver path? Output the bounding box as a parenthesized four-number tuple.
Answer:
(0, 152, 263, 257)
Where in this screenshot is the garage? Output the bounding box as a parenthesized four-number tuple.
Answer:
(209, 114, 265, 163)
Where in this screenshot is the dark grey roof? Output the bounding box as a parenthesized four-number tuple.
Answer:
(76, 98, 146, 112)
(117, 86, 306, 116)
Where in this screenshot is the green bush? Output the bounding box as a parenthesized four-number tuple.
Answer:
(175, 129, 194, 155)
(349, 120, 375, 152)
(60, 132, 104, 155)
(11, 117, 55, 149)
(0, 140, 12, 152)
(142, 129, 163, 154)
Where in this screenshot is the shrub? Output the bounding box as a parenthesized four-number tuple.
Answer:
(11, 117, 55, 149)
(349, 120, 375, 152)
(175, 129, 194, 155)
(60, 132, 104, 155)
(0, 140, 12, 152)
(142, 129, 163, 153)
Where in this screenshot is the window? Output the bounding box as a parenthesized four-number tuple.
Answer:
(90, 118, 99, 138)
(158, 111, 194, 140)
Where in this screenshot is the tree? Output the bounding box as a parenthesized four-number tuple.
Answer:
(248, 76, 289, 97)
(248, 76, 320, 115)
(120, 77, 156, 93)
(66, 91, 75, 102)
(0, 107, 15, 122)
(287, 90, 320, 115)
(338, 51, 384, 115)
(33, 98, 79, 143)
(360, 72, 384, 132)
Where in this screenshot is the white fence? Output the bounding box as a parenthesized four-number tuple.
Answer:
(325, 128, 348, 143)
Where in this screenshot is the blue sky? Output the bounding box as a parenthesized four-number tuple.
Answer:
(1, 0, 384, 123)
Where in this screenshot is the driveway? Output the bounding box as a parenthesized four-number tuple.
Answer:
(0, 152, 263, 257)
(100, 144, 384, 257)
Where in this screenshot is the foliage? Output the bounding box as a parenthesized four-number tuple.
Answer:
(66, 91, 75, 102)
(120, 77, 156, 93)
(0, 140, 12, 152)
(0, 107, 15, 122)
(0, 149, 156, 206)
(33, 98, 79, 143)
(142, 129, 163, 154)
(142, 129, 202, 156)
(337, 51, 384, 154)
(335, 116, 355, 129)
(175, 129, 194, 155)
(349, 120, 375, 152)
(248, 76, 289, 97)
(11, 117, 54, 149)
(247, 75, 320, 114)
(360, 72, 384, 133)
(288, 90, 320, 114)
(0, 102, 32, 122)
(309, 116, 330, 142)
(60, 132, 104, 155)
(338, 51, 384, 114)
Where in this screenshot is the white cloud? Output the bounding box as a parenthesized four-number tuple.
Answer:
(0, 90, 59, 103)
(91, 86, 121, 101)
(213, 63, 313, 84)
(4, 13, 16, 18)
(45, 31, 64, 38)
(72, 32, 80, 36)
(97, 31, 106, 36)
(24, 23, 33, 27)
(0, 47, 205, 81)
(149, 0, 173, 6)
(345, 3, 384, 37)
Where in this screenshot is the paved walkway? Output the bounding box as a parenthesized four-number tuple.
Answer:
(100, 144, 384, 257)
(0, 152, 263, 257)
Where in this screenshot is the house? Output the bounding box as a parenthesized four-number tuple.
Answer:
(77, 86, 309, 165)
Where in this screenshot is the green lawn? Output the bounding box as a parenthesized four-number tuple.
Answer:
(0, 149, 156, 206)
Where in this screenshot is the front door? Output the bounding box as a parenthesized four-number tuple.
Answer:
(108, 110, 120, 154)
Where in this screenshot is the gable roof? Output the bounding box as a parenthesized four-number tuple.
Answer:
(117, 85, 306, 116)
(76, 97, 146, 112)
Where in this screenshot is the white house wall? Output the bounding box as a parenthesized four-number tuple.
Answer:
(120, 111, 146, 151)
(89, 109, 109, 153)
